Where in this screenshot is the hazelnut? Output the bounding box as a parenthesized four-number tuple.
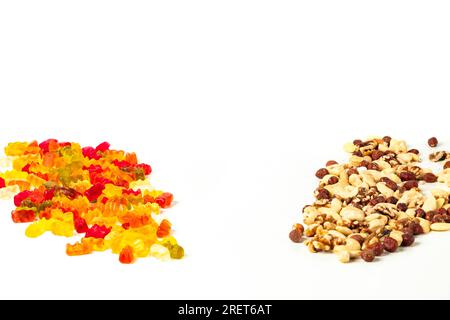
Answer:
(383, 237, 398, 253)
(386, 196, 398, 204)
(316, 188, 331, 200)
(361, 249, 375, 262)
(399, 171, 416, 182)
(326, 160, 338, 166)
(382, 136, 392, 144)
(367, 162, 380, 171)
(397, 203, 408, 212)
(432, 214, 445, 223)
(359, 160, 370, 168)
(401, 233, 415, 247)
(403, 180, 419, 190)
(415, 208, 426, 218)
(368, 242, 384, 256)
(353, 139, 363, 146)
(371, 150, 384, 161)
(428, 137, 438, 147)
(444, 161, 450, 169)
(315, 168, 329, 179)
(289, 224, 304, 243)
(327, 176, 339, 185)
(412, 222, 424, 235)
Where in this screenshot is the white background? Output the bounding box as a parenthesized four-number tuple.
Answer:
(0, 1, 450, 299)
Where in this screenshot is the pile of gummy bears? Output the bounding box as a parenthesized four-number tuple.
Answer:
(0, 139, 183, 263)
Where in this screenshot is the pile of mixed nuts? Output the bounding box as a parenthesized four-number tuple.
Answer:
(290, 136, 450, 263)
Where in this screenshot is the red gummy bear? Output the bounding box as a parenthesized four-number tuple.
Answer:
(136, 163, 152, 175)
(74, 217, 89, 233)
(95, 142, 110, 153)
(82, 146, 101, 160)
(0, 177, 5, 189)
(11, 209, 35, 223)
(84, 183, 105, 202)
(39, 139, 58, 154)
(43, 188, 55, 201)
(85, 224, 111, 239)
(155, 192, 173, 208)
(14, 190, 33, 207)
(21, 164, 31, 173)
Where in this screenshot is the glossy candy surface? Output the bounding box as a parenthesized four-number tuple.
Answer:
(0, 140, 184, 263)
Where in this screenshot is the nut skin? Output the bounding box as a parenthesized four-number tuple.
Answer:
(428, 137, 438, 147)
(326, 160, 338, 166)
(386, 196, 398, 204)
(369, 196, 386, 206)
(361, 250, 375, 262)
(431, 214, 445, 223)
(445, 161, 450, 169)
(347, 168, 359, 176)
(367, 162, 381, 171)
(353, 139, 363, 146)
(408, 149, 419, 155)
(367, 242, 384, 256)
(397, 203, 408, 212)
(412, 223, 424, 235)
(383, 237, 398, 253)
(403, 180, 419, 190)
(289, 229, 302, 243)
(328, 176, 339, 185)
(315, 168, 329, 179)
(425, 211, 436, 221)
(359, 160, 370, 168)
(371, 150, 384, 161)
(423, 173, 438, 183)
(401, 233, 415, 247)
(289, 224, 304, 243)
(353, 151, 363, 157)
(382, 136, 392, 144)
(380, 177, 398, 191)
(399, 171, 416, 182)
(349, 234, 364, 244)
(316, 188, 331, 200)
(415, 208, 426, 218)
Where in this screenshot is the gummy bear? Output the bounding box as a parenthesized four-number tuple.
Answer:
(119, 246, 134, 264)
(74, 217, 89, 233)
(85, 224, 111, 239)
(169, 244, 184, 259)
(0, 177, 5, 189)
(84, 183, 105, 202)
(155, 192, 173, 208)
(11, 209, 35, 223)
(157, 219, 172, 238)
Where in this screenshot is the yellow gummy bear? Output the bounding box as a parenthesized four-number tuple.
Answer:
(0, 170, 28, 181)
(103, 184, 123, 198)
(0, 185, 20, 199)
(51, 221, 74, 237)
(150, 244, 170, 261)
(25, 222, 47, 238)
(4, 142, 29, 156)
